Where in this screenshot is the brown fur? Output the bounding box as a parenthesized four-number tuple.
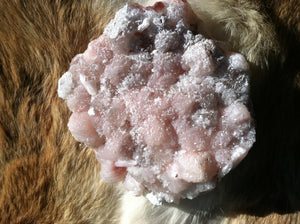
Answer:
(0, 1, 122, 223)
(0, 0, 299, 223)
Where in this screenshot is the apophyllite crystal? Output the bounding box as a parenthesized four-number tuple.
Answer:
(58, 0, 255, 205)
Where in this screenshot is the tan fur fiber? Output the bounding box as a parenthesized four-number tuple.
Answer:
(0, 0, 299, 223)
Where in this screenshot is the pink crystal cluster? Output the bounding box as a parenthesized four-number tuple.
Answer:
(58, 0, 255, 205)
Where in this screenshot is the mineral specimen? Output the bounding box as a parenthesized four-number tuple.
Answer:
(58, 0, 255, 205)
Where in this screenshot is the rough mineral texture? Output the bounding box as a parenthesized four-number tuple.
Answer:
(58, 0, 255, 205)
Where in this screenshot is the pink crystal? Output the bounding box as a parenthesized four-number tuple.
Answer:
(58, 0, 255, 205)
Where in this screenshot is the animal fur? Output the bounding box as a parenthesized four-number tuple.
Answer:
(0, 0, 299, 223)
